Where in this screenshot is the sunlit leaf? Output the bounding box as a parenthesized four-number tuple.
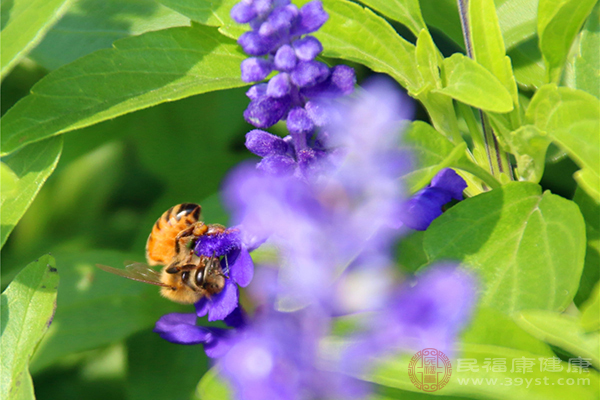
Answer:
(1, 255, 59, 400)
(424, 182, 586, 314)
(195, 368, 233, 400)
(527, 84, 600, 202)
(516, 310, 599, 365)
(30, 0, 190, 70)
(580, 282, 599, 332)
(435, 53, 514, 113)
(0, 137, 63, 248)
(573, 3, 600, 98)
(358, 0, 427, 37)
(0, 0, 74, 79)
(0, 24, 247, 156)
(537, 0, 597, 82)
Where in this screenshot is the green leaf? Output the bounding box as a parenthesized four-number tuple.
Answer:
(369, 344, 599, 400)
(316, 0, 421, 92)
(580, 282, 599, 332)
(496, 0, 539, 50)
(158, 0, 236, 30)
(508, 38, 546, 89)
(424, 182, 586, 314)
(573, 187, 600, 308)
(0, 0, 74, 79)
(401, 121, 499, 193)
(195, 368, 233, 400)
(0, 24, 247, 156)
(537, 0, 597, 82)
(515, 310, 600, 366)
(0, 137, 63, 248)
(435, 53, 514, 113)
(29, 250, 175, 372)
(1, 255, 59, 400)
(527, 84, 600, 202)
(30, 0, 191, 70)
(469, 0, 519, 114)
(462, 307, 554, 356)
(505, 124, 551, 182)
(573, 3, 600, 98)
(358, 0, 427, 37)
(0, 162, 18, 196)
(415, 29, 442, 89)
(420, 0, 463, 47)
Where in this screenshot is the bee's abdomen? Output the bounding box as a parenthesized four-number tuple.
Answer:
(146, 203, 201, 265)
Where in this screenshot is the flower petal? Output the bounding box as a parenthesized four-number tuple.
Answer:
(230, 247, 254, 287)
(208, 279, 239, 321)
(153, 313, 211, 345)
(195, 297, 210, 317)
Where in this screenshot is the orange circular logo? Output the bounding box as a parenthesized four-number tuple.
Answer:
(408, 348, 452, 392)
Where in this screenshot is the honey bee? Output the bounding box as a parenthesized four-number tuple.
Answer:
(97, 203, 228, 304)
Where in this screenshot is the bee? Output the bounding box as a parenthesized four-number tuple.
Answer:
(97, 203, 228, 304)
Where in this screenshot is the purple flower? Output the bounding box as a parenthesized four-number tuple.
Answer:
(191, 228, 255, 321)
(401, 168, 468, 231)
(154, 307, 246, 357)
(342, 265, 477, 374)
(232, 0, 357, 177)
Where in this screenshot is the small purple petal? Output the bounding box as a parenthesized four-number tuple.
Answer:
(253, 0, 275, 16)
(290, 60, 329, 87)
(244, 95, 291, 128)
(224, 305, 248, 329)
(246, 129, 289, 157)
(287, 107, 314, 135)
(241, 58, 273, 82)
(293, 36, 323, 61)
(258, 4, 297, 37)
(266, 72, 292, 98)
(274, 44, 298, 71)
(238, 31, 277, 56)
(304, 100, 331, 126)
(231, 2, 257, 23)
(257, 154, 297, 175)
(208, 279, 239, 321)
(195, 297, 210, 317)
(230, 247, 254, 287)
(401, 187, 453, 231)
(204, 329, 234, 358)
(294, 0, 328, 35)
(330, 64, 356, 95)
(431, 168, 467, 200)
(153, 313, 211, 345)
(246, 83, 267, 100)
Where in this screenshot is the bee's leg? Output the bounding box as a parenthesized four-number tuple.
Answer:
(175, 222, 207, 254)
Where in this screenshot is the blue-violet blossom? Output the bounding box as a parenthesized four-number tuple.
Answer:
(232, 0, 356, 177)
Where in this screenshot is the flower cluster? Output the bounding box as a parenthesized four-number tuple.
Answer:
(231, 0, 356, 176)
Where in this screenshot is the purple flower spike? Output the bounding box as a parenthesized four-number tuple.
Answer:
(241, 58, 273, 82)
(238, 31, 277, 56)
(245, 129, 289, 157)
(401, 168, 467, 231)
(294, 0, 328, 35)
(287, 107, 314, 135)
(257, 154, 297, 175)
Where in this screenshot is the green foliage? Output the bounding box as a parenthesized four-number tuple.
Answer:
(0, 0, 74, 79)
(424, 182, 586, 314)
(0, 24, 247, 155)
(537, 0, 597, 82)
(436, 54, 514, 113)
(1, 255, 59, 400)
(1, 0, 599, 399)
(0, 137, 63, 248)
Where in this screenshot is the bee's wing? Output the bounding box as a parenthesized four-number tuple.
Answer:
(96, 262, 171, 287)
